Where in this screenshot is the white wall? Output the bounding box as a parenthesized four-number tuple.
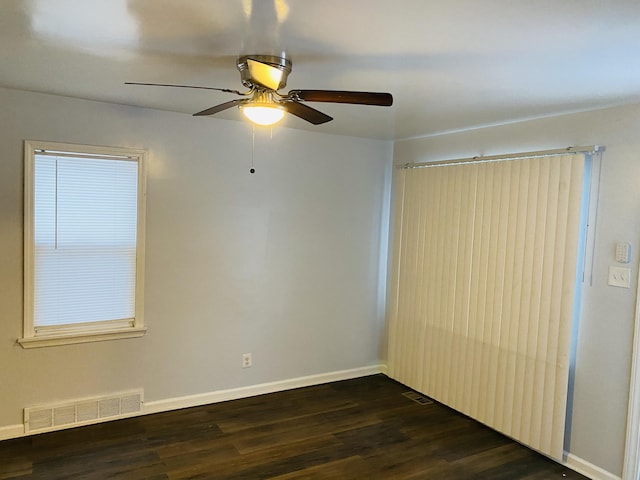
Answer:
(394, 104, 640, 476)
(0, 87, 392, 428)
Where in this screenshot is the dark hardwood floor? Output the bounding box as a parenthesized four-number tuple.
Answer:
(0, 374, 589, 479)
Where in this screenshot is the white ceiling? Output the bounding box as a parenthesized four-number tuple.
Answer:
(2, 0, 640, 140)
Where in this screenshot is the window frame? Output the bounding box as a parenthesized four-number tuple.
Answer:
(20, 140, 147, 348)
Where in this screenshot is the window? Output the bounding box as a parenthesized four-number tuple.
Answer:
(20, 141, 147, 348)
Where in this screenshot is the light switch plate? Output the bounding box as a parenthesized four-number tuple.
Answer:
(616, 242, 631, 263)
(608, 266, 631, 288)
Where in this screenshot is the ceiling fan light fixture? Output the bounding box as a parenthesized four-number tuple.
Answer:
(241, 103, 285, 126)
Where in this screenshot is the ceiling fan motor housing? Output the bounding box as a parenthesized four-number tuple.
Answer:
(237, 55, 292, 90)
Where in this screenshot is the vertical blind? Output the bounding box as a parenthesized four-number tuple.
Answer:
(33, 153, 139, 328)
(387, 153, 586, 460)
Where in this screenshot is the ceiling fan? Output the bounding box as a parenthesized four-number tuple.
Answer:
(125, 55, 393, 126)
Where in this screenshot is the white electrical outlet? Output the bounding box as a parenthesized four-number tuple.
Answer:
(608, 266, 631, 288)
(242, 353, 252, 368)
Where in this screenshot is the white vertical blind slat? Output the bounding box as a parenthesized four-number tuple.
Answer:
(460, 164, 479, 415)
(503, 159, 529, 436)
(387, 170, 406, 378)
(452, 164, 475, 409)
(424, 168, 442, 394)
(467, 164, 487, 421)
(490, 161, 511, 428)
(408, 171, 424, 386)
(386, 171, 399, 375)
(486, 162, 507, 427)
(416, 170, 429, 392)
(440, 167, 457, 405)
(527, 157, 554, 448)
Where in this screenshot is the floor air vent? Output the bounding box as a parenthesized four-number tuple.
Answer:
(24, 390, 143, 434)
(402, 391, 433, 405)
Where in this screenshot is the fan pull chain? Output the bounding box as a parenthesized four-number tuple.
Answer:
(250, 125, 256, 174)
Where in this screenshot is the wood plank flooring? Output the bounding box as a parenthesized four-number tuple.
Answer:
(0, 374, 589, 479)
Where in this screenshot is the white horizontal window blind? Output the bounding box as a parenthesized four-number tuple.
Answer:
(387, 152, 591, 460)
(34, 154, 138, 327)
(22, 141, 147, 347)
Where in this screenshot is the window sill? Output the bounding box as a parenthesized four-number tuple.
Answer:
(18, 326, 147, 349)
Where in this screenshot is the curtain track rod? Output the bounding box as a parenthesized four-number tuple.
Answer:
(399, 145, 605, 169)
(35, 149, 137, 161)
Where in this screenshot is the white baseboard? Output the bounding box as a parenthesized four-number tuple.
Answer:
(144, 364, 385, 414)
(564, 452, 621, 480)
(0, 364, 385, 441)
(0, 424, 24, 441)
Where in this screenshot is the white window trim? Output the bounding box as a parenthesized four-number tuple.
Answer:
(19, 140, 147, 349)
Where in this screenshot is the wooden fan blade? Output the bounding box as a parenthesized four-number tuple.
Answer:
(282, 102, 333, 125)
(193, 99, 245, 116)
(125, 82, 243, 95)
(290, 90, 393, 106)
